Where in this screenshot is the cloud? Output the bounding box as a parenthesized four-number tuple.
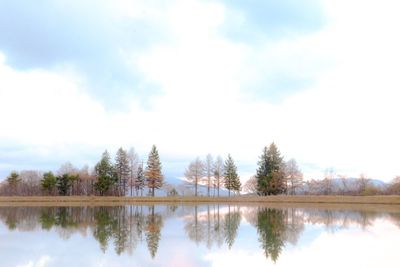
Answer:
(1, 0, 400, 182)
(0, 0, 168, 107)
(17, 256, 52, 267)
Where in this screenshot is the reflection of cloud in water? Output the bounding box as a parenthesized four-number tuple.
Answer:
(205, 219, 400, 267)
(16, 256, 52, 267)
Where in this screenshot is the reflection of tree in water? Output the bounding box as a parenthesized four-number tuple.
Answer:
(256, 208, 286, 262)
(93, 208, 117, 252)
(224, 206, 241, 249)
(184, 205, 241, 249)
(0, 205, 399, 260)
(145, 205, 163, 258)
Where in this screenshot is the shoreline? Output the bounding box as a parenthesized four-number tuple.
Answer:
(0, 195, 400, 205)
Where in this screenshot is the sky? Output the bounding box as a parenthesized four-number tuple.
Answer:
(1, 0, 400, 182)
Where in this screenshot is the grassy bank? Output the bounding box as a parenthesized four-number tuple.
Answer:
(0, 195, 400, 205)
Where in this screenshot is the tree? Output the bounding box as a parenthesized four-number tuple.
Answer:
(243, 176, 257, 194)
(41, 171, 57, 195)
(322, 168, 335, 195)
(94, 150, 117, 196)
(56, 174, 75, 196)
(285, 159, 303, 195)
(128, 147, 139, 196)
(205, 154, 214, 197)
(224, 155, 240, 196)
(256, 143, 285, 196)
(214, 156, 224, 197)
(145, 145, 163, 197)
(135, 164, 145, 196)
(115, 147, 130, 196)
(184, 157, 205, 197)
(7, 171, 20, 195)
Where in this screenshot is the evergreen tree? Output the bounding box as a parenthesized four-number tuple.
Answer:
(223, 155, 240, 196)
(41, 171, 57, 195)
(115, 147, 130, 196)
(7, 171, 20, 195)
(135, 164, 145, 196)
(94, 150, 117, 196)
(256, 143, 286, 195)
(145, 145, 163, 197)
(56, 174, 74, 196)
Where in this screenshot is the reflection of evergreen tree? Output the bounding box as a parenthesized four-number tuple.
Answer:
(56, 208, 77, 228)
(93, 208, 117, 252)
(5, 214, 17, 230)
(223, 206, 241, 249)
(113, 207, 129, 255)
(40, 210, 56, 230)
(145, 206, 163, 258)
(256, 208, 286, 262)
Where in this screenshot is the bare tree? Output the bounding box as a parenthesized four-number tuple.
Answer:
(128, 147, 139, 196)
(205, 154, 214, 197)
(184, 157, 205, 197)
(322, 168, 335, 195)
(285, 159, 303, 195)
(243, 176, 257, 194)
(338, 174, 348, 195)
(213, 156, 224, 197)
(356, 173, 370, 195)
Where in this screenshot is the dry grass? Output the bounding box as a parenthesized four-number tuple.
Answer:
(0, 195, 400, 206)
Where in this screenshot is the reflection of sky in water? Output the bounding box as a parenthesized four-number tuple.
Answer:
(0, 205, 399, 267)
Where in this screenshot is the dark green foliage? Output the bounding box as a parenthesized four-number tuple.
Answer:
(7, 171, 20, 186)
(94, 150, 117, 196)
(145, 145, 163, 197)
(40, 210, 57, 230)
(256, 143, 286, 195)
(256, 208, 286, 262)
(7, 171, 20, 195)
(56, 174, 76, 196)
(223, 155, 241, 196)
(41, 171, 57, 195)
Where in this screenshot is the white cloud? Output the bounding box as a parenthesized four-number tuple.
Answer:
(1, 0, 400, 181)
(17, 256, 52, 267)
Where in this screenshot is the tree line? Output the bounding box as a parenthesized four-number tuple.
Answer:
(2, 142, 399, 196)
(1, 145, 162, 197)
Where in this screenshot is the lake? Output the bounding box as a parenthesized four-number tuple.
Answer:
(0, 204, 399, 267)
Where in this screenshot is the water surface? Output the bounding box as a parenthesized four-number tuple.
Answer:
(0, 204, 399, 267)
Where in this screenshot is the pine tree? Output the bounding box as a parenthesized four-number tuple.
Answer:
(94, 150, 117, 196)
(41, 171, 57, 195)
(145, 145, 163, 197)
(56, 174, 74, 196)
(7, 171, 20, 195)
(256, 143, 286, 195)
(115, 147, 130, 196)
(135, 164, 145, 196)
(224, 155, 240, 196)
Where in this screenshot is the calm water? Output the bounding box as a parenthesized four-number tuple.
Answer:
(0, 204, 399, 267)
